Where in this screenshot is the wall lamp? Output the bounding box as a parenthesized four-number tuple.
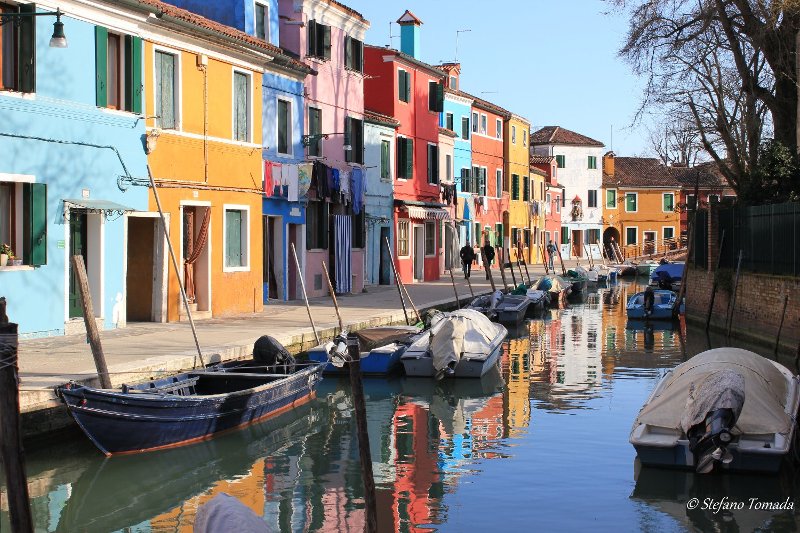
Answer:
(302, 132, 350, 150)
(0, 8, 68, 48)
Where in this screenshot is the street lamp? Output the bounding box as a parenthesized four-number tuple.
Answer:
(0, 8, 68, 48)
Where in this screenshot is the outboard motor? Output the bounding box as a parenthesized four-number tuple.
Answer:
(489, 290, 503, 310)
(253, 335, 296, 374)
(643, 286, 655, 317)
(680, 369, 745, 473)
(327, 331, 350, 369)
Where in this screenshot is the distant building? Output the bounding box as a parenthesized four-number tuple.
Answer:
(530, 155, 563, 256)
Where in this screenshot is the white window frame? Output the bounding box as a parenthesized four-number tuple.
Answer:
(496, 118, 502, 139)
(222, 204, 251, 272)
(231, 68, 253, 143)
(276, 96, 293, 156)
(397, 220, 410, 257)
(480, 114, 487, 135)
(152, 44, 183, 131)
(606, 188, 617, 209)
(662, 192, 675, 212)
(625, 225, 639, 246)
(254, 0, 270, 41)
(625, 192, 638, 213)
(663, 226, 675, 242)
(472, 111, 478, 133)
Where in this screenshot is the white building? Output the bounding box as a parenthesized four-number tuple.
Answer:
(532, 126, 605, 259)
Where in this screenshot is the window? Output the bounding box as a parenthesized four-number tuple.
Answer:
(523, 177, 530, 201)
(523, 130, 527, 147)
(277, 99, 292, 155)
(445, 112, 454, 131)
(496, 170, 502, 198)
(626, 227, 638, 245)
(586, 229, 600, 245)
(562, 193, 566, 208)
(398, 220, 410, 256)
(425, 221, 436, 255)
(223, 206, 249, 270)
(255, 1, 269, 41)
(154, 50, 178, 129)
(446, 154, 452, 183)
(308, 107, 322, 157)
(511, 227, 519, 248)
(233, 71, 251, 142)
(555, 155, 565, 168)
(471, 166, 487, 196)
(0, 3, 34, 93)
(460, 168, 470, 192)
(352, 211, 365, 248)
(663, 227, 675, 242)
(344, 36, 363, 72)
(561, 227, 569, 245)
(625, 192, 638, 212)
(428, 81, 443, 112)
(461, 117, 470, 139)
(344, 117, 363, 164)
(396, 137, 413, 179)
(0, 180, 47, 266)
(481, 114, 487, 135)
(546, 193, 551, 213)
(427, 143, 439, 184)
(511, 174, 520, 200)
(307, 20, 331, 59)
(107, 33, 121, 109)
(495, 118, 502, 139)
(380, 140, 391, 181)
(556, 195, 561, 213)
(687, 194, 697, 210)
(512, 125, 517, 144)
(588, 156, 597, 169)
(606, 188, 617, 208)
(588, 190, 597, 208)
(398, 69, 410, 102)
(663, 192, 675, 212)
(709, 194, 720, 204)
(449, 75, 457, 89)
(495, 223, 503, 247)
(472, 112, 478, 133)
(306, 201, 328, 249)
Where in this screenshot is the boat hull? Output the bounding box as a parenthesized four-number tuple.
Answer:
(402, 341, 503, 378)
(306, 344, 405, 375)
(57, 364, 324, 455)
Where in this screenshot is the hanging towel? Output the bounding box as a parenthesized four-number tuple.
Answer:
(263, 160, 274, 198)
(287, 165, 299, 202)
(332, 168, 341, 192)
(482, 195, 489, 211)
(463, 198, 470, 220)
(298, 163, 312, 198)
(340, 169, 351, 204)
(351, 167, 365, 214)
(327, 166, 336, 195)
(312, 161, 330, 199)
(271, 163, 282, 197)
(334, 214, 352, 294)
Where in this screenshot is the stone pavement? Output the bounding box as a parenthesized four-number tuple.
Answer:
(15, 259, 583, 436)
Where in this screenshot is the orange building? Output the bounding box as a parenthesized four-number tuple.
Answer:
(140, 5, 270, 322)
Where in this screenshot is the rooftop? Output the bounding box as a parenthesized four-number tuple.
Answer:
(532, 126, 604, 147)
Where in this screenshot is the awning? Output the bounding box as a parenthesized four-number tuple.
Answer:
(64, 199, 137, 217)
(404, 206, 450, 220)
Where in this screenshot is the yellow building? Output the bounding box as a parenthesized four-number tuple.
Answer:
(140, 11, 269, 322)
(601, 153, 681, 259)
(504, 114, 534, 264)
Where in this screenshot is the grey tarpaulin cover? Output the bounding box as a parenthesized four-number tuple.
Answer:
(679, 369, 745, 435)
(194, 493, 273, 533)
(634, 348, 791, 436)
(428, 309, 500, 374)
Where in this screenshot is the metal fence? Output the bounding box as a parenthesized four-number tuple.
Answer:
(693, 210, 709, 268)
(711, 202, 800, 276)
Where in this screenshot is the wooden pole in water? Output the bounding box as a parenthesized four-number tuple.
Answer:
(506, 248, 518, 287)
(321, 260, 344, 331)
(513, 245, 525, 285)
(674, 217, 696, 314)
(148, 166, 205, 368)
(291, 242, 319, 344)
(705, 229, 726, 331)
(0, 299, 33, 533)
(556, 241, 567, 276)
(726, 250, 744, 338)
(497, 248, 510, 291)
(346, 333, 377, 533)
(540, 243, 550, 275)
(397, 275, 421, 324)
(597, 241, 606, 267)
(481, 248, 497, 292)
(448, 265, 460, 309)
(384, 236, 410, 325)
(518, 242, 532, 284)
(72, 255, 112, 389)
(775, 294, 789, 355)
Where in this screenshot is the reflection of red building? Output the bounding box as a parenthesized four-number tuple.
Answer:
(531, 155, 563, 248)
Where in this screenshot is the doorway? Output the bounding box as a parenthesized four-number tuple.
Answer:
(126, 215, 166, 322)
(263, 215, 283, 301)
(181, 205, 211, 315)
(288, 223, 298, 300)
(68, 212, 88, 318)
(643, 231, 657, 255)
(571, 229, 583, 258)
(413, 225, 424, 281)
(379, 226, 391, 285)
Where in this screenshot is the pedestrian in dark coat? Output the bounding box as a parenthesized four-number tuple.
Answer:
(459, 242, 476, 278)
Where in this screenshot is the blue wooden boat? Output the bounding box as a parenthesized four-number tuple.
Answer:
(626, 289, 677, 320)
(306, 325, 423, 374)
(56, 358, 325, 456)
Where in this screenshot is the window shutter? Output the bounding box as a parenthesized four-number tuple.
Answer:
(436, 82, 444, 112)
(524, 178, 530, 201)
(23, 183, 47, 266)
(403, 71, 410, 102)
(428, 82, 435, 111)
(95, 27, 108, 107)
(381, 140, 390, 179)
(405, 138, 413, 179)
(356, 39, 363, 72)
(323, 25, 332, 60)
(321, 202, 329, 249)
(307, 20, 316, 56)
(344, 117, 352, 163)
(131, 36, 143, 114)
(18, 3, 36, 93)
(344, 36, 352, 69)
(432, 146, 439, 184)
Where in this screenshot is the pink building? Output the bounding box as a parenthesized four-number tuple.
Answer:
(279, 0, 370, 297)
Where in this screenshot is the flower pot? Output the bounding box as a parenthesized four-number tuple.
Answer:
(0, 254, 7, 267)
(11, 259, 22, 266)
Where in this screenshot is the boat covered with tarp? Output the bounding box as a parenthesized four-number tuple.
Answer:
(534, 275, 571, 307)
(630, 348, 800, 473)
(650, 262, 684, 290)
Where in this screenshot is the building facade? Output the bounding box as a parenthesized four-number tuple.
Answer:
(505, 114, 532, 264)
(531, 155, 563, 254)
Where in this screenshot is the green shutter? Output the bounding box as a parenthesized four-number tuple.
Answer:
(356, 39, 363, 72)
(23, 183, 46, 266)
(307, 20, 316, 56)
(131, 36, 143, 113)
(18, 3, 36, 93)
(95, 26, 108, 107)
(344, 117, 352, 163)
(381, 140, 390, 179)
(436, 82, 444, 112)
(433, 146, 439, 184)
(225, 210, 242, 267)
(321, 202, 329, 249)
(344, 36, 352, 69)
(405, 138, 413, 179)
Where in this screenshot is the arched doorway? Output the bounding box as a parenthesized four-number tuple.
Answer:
(603, 227, 621, 261)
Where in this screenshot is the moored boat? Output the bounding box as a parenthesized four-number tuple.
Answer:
(306, 325, 423, 374)
(650, 262, 684, 291)
(534, 275, 571, 307)
(626, 288, 677, 320)
(630, 347, 800, 473)
(467, 290, 533, 325)
(636, 260, 659, 277)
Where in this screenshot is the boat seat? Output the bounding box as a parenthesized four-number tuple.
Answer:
(140, 376, 199, 396)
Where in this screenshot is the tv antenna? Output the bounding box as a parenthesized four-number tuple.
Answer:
(455, 29, 471, 62)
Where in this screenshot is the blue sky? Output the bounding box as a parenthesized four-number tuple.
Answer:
(344, 0, 650, 157)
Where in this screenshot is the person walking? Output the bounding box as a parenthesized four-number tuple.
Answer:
(482, 240, 495, 280)
(459, 241, 476, 279)
(546, 240, 557, 271)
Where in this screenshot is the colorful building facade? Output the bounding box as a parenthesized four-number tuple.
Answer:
(505, 114, 532, 264)
(531, 155, 563, 255)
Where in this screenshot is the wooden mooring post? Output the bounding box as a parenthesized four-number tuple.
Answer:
(291, 243, 319, 344)
(347, 333, 377, 533)
(726, 250, 744, 338)
(0, 298, 33, 533)
(774, 294, 789, 355)
(72, 255, 112, 389)
(506, 248, 518, 288)
(705, 230, 726, 331)
(497, 249, 510, 291)
(481, 248, 497, 292)
(383, 237, 409, 325)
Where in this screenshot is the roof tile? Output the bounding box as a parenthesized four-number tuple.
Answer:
(532, 126, 604, 147)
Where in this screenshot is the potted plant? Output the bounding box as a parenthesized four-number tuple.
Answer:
(0, 244, 12, 267)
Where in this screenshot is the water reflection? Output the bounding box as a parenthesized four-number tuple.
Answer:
(4, 281, 799, 531)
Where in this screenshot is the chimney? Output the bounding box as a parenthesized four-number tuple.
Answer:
(603, 151, 615, 176)
(397, 10, 422, 59)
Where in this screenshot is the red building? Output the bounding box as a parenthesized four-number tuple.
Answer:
(671, 162, 735, 241)
(530, 155, 563, 250)
(363, 10, 447, 283)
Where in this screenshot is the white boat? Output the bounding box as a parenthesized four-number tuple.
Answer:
(630, 347, 800, 473)
(467, 290, 531, 325)
(401, 309, 507, 378)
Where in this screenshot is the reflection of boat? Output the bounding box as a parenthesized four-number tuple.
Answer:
(55, 400, 318, 532)
(565, 269, 589, 294)
(626, 289, 677, 320)
(630, 348, 800, 473)
(57, 352, 325, 455)
(401, 309, 507, 378)
(631, 459, 796, 532)
(307, 326, 423, 374)
(625, 319, 677, 332)
(400, 365, 505, 399)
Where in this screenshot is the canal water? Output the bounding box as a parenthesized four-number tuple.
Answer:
(3, 281, 800, 532)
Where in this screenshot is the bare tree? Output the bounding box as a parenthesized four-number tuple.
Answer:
(648, 116, 704, 166)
